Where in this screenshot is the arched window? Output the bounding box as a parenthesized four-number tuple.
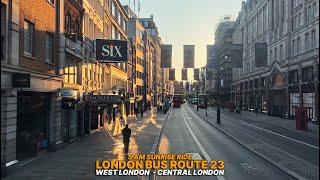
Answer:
(75, 19, 80, 39)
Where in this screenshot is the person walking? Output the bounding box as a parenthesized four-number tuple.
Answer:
(140, 103, 144, 118)
(122, 124, 131, 154)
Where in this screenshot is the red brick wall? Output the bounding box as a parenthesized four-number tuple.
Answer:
(19, 0, 57, 75)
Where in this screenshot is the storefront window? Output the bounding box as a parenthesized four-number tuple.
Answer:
(302, 66, 313, 83)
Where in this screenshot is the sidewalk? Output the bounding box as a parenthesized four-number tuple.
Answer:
(3, 108, 169, 180)
(209, 106, 319, 139)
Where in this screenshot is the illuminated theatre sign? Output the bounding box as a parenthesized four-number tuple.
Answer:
(95, 39, 128, 63)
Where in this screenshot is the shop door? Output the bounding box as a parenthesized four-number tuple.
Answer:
(17, 92, 50, 160)
(273, 90, 285, 117)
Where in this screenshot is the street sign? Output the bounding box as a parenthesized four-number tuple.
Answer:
(95, 39, 128, 63)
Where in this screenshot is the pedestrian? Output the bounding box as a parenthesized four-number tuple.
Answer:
(122, 124, 131, 154)
(140, 103, 144, 118)
(255, 107, 258, 115)
(119, 115, 125, 127)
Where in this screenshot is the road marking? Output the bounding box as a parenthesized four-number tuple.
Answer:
(181, 107, 225, 180)
(241, 121, 319, 150)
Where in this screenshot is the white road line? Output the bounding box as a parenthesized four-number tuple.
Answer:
(241, 121, 319, 150)
(181, 108, 225, 180)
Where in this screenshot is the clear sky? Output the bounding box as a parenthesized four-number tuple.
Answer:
(120, 0, 242, 81)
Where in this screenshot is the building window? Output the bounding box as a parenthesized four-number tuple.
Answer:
(302, 67, 313, 83)
(305, 33, 309, 51)
(112, 2, 116, 17)
(45, 33, 53, 63)
(292, 40, 295, 56)
(289, 70, 299, 84)
(65, 12, 72, 35)
(24, 20, 34, 56)
(274, 47, 278, 61)
(1, 3, 6, 61)
(297, 37, 301, 55)
(280, 44, 283, 60)
(311, 30, 316, 48)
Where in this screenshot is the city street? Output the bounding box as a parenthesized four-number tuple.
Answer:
(156, 104, 295, 180)
(187, 104, 319, 180)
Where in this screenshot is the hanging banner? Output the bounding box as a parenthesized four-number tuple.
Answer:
(183, 45, 195, 68)
(182, 69, 188, 80)
(169, 69, 175, 81)
(95, 39, 128, 63)
(206, 45, 218, 68)
(161, 44, 172, 68)
(255, 42, 268, 67)
(230, 44, 243, 68)
(185, 82, 190, 92)
(194, 68, 199, 81)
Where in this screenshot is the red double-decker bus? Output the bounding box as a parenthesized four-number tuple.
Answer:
(172, 94, 183, 107)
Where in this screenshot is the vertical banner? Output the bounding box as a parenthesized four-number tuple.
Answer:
(181, 69, 188, 80)
(183, 45, 195, 68)
(185, 82, 190, 92)
(206, 45, 218, 69)
(194, 68, 199, 81)
(161, 44, 172, 68)
(230, 44, 243, 68)
(169, 68, 175, 81)
(255, 42, 268, 67)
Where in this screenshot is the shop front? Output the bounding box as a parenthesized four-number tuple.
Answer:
(60, 88, 78, 142)
(16, 91, 51, 160)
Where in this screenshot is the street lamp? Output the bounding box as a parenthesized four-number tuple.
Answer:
(197, 82, 199, 111)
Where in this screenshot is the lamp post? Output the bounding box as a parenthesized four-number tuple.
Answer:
(217, 64, 221, 123)
(197, 82, 199, 111)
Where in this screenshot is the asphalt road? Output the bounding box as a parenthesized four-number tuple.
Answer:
(200, 106, 319, 166)
(155, 105, 294, 180)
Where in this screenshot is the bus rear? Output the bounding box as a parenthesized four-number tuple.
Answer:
(172, 94, 182, 107)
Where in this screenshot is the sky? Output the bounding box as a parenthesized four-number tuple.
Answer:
(120, 0, 242, 81)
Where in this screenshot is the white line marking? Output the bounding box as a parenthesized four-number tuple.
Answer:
(181, 108, 225, 180)
(19, 154, 46, 167)
(241, 121, 319, 150)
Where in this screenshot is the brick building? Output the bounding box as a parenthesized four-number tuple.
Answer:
(1, 0, 62, 175)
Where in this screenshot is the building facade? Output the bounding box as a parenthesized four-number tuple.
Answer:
(231, 0, 319, 123)
(140, 15, 163, 107)
(1, 0, 63, 174)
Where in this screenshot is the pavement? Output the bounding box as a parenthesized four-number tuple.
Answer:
(155, 105, 295, 180)
(3, 108, 170, 180)
(187, 104, 319, 180)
